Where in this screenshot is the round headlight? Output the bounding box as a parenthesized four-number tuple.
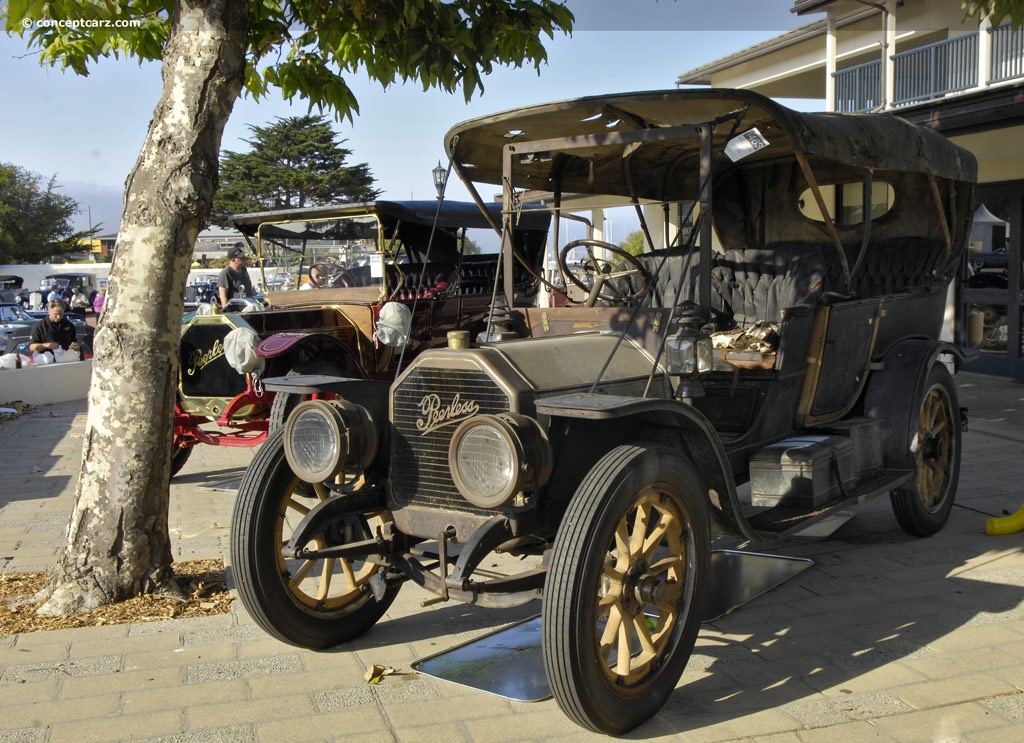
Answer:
(448, 413, 552, 508)
(283, 399, 378, 483)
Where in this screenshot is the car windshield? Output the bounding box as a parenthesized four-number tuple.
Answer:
(235, 200, 550, 297)
(0, 305, 32, 322)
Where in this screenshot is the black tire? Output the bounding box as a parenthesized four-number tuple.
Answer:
(542, 444, 710, 735)
(230, 428, 400, 648)
(169, 442, 193, 478)
(268, 359, 349, 432)
(890, 364, 961, 537)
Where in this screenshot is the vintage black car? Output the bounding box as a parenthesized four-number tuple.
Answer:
(230, 90, 976, 734)
(39, 272, 100, 305)
(173, 200, 550, 475)
(0, 275, 27, 306)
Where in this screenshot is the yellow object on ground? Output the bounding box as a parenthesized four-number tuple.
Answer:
(985, 504, 1024, 535)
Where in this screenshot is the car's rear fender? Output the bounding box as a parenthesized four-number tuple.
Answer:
(863, 337, 968, 469)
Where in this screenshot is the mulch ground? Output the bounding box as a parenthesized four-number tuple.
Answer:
(0, 559, 232, 636)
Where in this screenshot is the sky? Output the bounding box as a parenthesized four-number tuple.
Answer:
(0, 1, 816, 236)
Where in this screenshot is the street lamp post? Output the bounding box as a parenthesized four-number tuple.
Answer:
(432, 160, 447, 200)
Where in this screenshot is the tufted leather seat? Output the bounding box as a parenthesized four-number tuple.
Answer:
(712, 245, 835, 328)
(387, 263, 457, 300)
(847, 237, 946, 297)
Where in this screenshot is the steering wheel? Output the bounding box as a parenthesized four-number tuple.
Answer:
(312, 261, 357, 288)
(557, 239, 651, 306)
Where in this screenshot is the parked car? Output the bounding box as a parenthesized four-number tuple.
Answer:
(172, 200, 551, 476)
(183, 270, 221, 311)
(0, 301, 93, 356)
(39, 272, 101, 306)
(229, 89, 978, 735)
(0, 275, 28, 307)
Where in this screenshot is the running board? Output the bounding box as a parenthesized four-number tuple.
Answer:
(746, 468, 913, 538)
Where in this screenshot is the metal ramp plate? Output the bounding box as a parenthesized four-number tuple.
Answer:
(197, 476, 243, 492)
(412, 549, 812, 702)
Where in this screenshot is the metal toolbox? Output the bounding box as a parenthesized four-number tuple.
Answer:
(816, 417, 883, 478)
(750, 435, 858, 508)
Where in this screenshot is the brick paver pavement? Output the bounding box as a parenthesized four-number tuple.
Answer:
(0, 371, 1022, 742)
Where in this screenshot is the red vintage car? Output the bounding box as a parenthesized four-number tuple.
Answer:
(172, 200, 551, 474)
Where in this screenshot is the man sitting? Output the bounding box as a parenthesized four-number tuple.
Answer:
(29, 298, 79, 357)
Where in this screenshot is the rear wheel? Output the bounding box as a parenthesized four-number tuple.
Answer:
(542, 444, 710, 734)
(230, 428, 400, 648)
(890, 364, 961, 536)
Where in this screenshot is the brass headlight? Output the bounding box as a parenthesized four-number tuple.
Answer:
(283, 399, 378, 483)
(448, 413, 552, 509)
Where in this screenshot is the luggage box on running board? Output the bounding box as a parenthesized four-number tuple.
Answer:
(750, 435, 858, 509)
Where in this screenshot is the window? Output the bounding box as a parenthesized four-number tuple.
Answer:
(798, 181, 894, 225)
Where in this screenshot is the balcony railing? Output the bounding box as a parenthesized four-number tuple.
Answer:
(893, 33, 978, 106)
(992, 22, 1024, 82)
(833, 23, 1024, 113)
(834, 59, 882, 112)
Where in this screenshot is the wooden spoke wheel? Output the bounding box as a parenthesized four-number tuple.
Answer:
(542, 444, 710, 734)
(890, 364, 961, 536)
(230, 428, 399, 648)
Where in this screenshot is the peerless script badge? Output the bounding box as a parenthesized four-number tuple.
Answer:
(186, 339, 225, 377)
(416, 393, 479, 435)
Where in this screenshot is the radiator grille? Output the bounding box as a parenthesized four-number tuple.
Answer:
(390, 366, 510, 514)
(179, 322, 247, 398)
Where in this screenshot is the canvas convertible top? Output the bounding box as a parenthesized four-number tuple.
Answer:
(444, 88, 977, 201)
(232, 200, 551, 240)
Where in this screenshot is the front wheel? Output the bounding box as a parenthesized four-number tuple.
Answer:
(542, 444, 710, 735)
(890, 364, 961, 537)
(230, 428, 400, 648)
(169, 439, 193, 477)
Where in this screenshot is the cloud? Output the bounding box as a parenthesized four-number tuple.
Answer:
(60, 181, 124, 234)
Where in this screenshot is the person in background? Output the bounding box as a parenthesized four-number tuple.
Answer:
(29, 298, 78, 354)
(71, 287, 91, 313)
(217, 247, 255, 308)
(300, 265, 325, 290)
(93, 287, 106, 316)
(46, 284, 62, 303)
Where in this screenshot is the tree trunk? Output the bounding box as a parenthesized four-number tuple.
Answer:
(37, 0, 248, 615)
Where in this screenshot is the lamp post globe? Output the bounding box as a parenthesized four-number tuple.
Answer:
(432, 160, 447, 200)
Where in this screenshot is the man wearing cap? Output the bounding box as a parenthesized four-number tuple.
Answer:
(217, 247, 256, 308)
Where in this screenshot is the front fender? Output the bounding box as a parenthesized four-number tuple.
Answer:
(535, 393, 755, 541)
(256, 331, 313, 359)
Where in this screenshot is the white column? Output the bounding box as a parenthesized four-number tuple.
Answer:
(883, 0, 897, 109)
(826, 16, 837, 112)
(591, 207, 607, 261)
(978, 15, 992, 90)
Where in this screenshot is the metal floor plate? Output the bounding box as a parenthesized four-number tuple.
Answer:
(412, 549, 812, 702)
(197, 476, 243, 492)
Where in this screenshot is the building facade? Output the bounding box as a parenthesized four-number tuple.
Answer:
(678, 0, 1024, 380)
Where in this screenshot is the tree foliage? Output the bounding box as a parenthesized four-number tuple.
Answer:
(211, 115, 380, 225)
(4, 0, 574, 118)
(618, 230, 646, 258)
(0, 163, 89, 263)
(963, 0, 1024, 27)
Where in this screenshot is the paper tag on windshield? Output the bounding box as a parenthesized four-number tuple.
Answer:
(370, 254, 384, 279)
(724, 128, 769, 162)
